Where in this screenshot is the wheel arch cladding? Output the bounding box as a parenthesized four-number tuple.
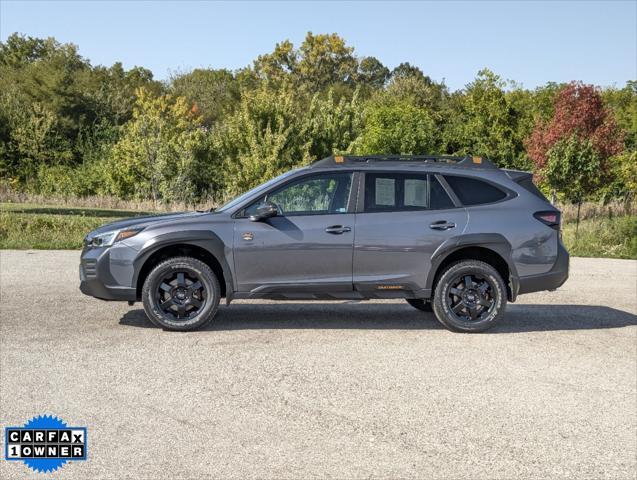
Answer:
(133, 231, 232, 300)
(427, 234, 518, 301)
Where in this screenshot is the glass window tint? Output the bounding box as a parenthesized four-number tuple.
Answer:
(430, 176, 455, 209)
(444, 175, 507, 205)
(365, 173, 454, 212)
(245, 173, 352, 216)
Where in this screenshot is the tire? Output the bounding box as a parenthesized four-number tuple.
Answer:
(406, 298, 433, 312)
(432, 260, 507, 333)
(142, 256, 220, 331)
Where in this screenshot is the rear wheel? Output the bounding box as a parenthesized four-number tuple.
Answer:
(142, 256, 220, 331)
(432, 260, 506, 332)
(406, 298, 432, 312)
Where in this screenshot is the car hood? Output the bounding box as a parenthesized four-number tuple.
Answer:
(88, 211, 209, 236)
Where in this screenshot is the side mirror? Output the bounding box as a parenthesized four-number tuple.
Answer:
(250, 201, 279, 221)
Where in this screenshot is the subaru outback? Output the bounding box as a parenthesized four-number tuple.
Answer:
(79, 155, 569, 332)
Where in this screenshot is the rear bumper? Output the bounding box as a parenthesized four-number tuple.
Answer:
(516, 242, 570, 296)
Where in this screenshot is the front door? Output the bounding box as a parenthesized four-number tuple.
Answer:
(233, 172, 356, 295)
(353, 172, 468, 296)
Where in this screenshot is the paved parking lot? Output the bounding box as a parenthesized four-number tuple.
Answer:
(1, 250, 636, 479)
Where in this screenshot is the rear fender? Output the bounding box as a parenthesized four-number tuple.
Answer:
(426, 233, 520, 301)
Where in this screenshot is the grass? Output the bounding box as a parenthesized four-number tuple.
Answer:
(0, 203, 155, 249)
(0, 186, 217, 212)
(1, 202, 636, 259)
(562, 215, 637, 259)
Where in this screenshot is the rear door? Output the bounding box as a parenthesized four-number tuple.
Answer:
(353, 172, 468, 296)
(233, 171, 357, 294)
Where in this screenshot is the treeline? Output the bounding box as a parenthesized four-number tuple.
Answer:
(0, 32, 635, 207)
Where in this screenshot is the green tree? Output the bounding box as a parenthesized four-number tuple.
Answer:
(0, 90, 72, 185)
(390, 62, 426, 81)
(0, 34, 89, 139)
(604, 151, 637, 213)
(297, 32, 357, 91)
(171, 68, 240, 127)
(253, 40, 298, 87)
(212, 86, 309, 196)
(352, 99, 436, 155)
(446, 69, 526, 169)
(0, 32, 163, 186)
(356, 56, 390, 91)
(602, 81, 637, 151)
(545, 135, 605, 234)
(504, 82, 562, 168)
(385, 74, 449, 118)
(302, 88, 362, 159)
(76, 62, 162, 128)
(109, 88, 207, 205)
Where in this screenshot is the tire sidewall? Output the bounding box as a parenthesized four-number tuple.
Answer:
(433, 261, 506, 333)
(142, 257, 220, 331)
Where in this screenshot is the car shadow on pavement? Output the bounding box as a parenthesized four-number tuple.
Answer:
(119, 303, 636, 333)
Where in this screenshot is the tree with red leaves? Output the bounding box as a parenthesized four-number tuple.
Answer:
(526, 82, 624, 173)
(526, 82, 625, 236)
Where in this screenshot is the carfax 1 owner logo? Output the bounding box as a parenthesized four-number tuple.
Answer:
(4, 415, 87, 474)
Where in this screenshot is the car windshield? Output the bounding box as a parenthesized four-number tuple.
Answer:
(215, 169, 301, 212)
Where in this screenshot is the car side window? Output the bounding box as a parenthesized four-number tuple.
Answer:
(244, 172, 352, 216)
(443, 175, 507, 205)
(430, 176, 455, 209)
(364, 173, 454, 212)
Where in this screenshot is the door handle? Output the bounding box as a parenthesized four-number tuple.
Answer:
(325, 225, 352, 234)
(429, 220, 456, 231)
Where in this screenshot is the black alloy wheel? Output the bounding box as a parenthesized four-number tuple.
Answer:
(142, 256, 220, 331)
(156, 271, 206, 320)
(432, 260, 507, 332)
(446, 273, 495, 322)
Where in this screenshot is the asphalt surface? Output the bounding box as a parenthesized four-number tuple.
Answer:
(0, 250, 636, 479)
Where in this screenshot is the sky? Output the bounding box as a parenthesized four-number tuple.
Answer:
(0, 0, 635, 91)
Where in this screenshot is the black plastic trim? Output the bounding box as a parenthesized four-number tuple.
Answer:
(425, 233, 519, 300)
(79, 279, 136, 301)
(132, 230, 235, 299)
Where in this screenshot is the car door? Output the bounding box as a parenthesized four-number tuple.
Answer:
(353, 172, 468, 296)
(233, 171, 357, 295)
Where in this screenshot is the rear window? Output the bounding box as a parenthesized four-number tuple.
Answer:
(516, 176, 550, 202)
(444, 175, 507, 206)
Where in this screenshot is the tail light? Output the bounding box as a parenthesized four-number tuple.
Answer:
(534, 211, 561, 231)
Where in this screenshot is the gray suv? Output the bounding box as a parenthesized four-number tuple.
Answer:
(79, 155, 569, 332)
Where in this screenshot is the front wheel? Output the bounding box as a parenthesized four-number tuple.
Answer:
(142, 256, 220, 331)
(432, 260, 506, 333)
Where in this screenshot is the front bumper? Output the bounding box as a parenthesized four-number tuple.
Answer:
(79, 247, 137, 301)
(516, 241, 570, 296)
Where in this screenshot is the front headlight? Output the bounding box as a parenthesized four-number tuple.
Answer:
(86, 228, 144, 248)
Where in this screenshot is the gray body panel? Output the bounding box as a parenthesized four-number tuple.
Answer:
(79, 159, 569, 304)
(353, 208, 469, 295)
(233, 214, 355, 293)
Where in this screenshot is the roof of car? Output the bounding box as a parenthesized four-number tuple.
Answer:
(309, 154, 499, 171)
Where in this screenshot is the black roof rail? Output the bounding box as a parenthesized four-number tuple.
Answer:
(311, 154, 498, 169)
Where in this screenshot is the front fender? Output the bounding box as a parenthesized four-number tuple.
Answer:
(132, 230, 234, 299)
